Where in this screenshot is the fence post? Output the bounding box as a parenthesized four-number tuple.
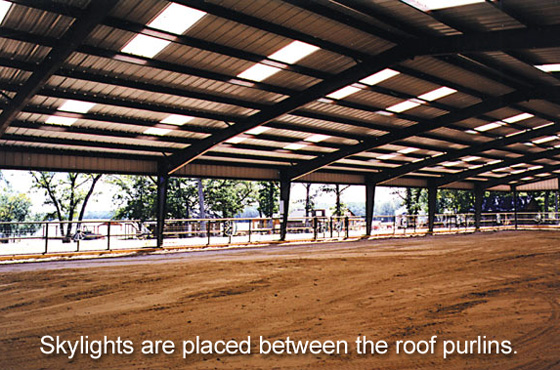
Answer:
(330, 217, 333, 238)
(345, 216, 349, 239)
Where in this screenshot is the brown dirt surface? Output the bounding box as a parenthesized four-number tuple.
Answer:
(0, 230, 559, 369)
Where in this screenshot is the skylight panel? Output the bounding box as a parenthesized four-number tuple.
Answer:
(503, 113, 533, 123)
(533, 136, 558, 144)
(237, 63, 281, 82)
(511, 169, 527, 175)
(0, 1, 11, 24)
(386, 98, 423, 113)
(161, 114, 194, 125)
(475, 122, 503, 132)
(305, 134, 330, 143)
(443, 161, 462, 167)
(487, 160, 502, 166)
(535, 64, 560, 72)
(402, 0, 485, 11)
(398, 147, 419, 154)
(246, 126, 270, 135)
(148, 3, 206, 35)
(144, 127, 171, 136)
(378, 153, 397, 160)
(268, 41, 319, 64)
(326, 86, 361, 100)
(45, 116, 78, 126)
(226, 136, 245, 144)
(58, 100, 96, 114)
(284, 143, 306, 150)
(418, 87, 457, 101)
(359, 69, 400, 86)
(462, 156, 481, 162)
(121, 34, 171, 58)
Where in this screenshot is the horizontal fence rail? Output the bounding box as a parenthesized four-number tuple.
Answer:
(0, 212, 559, 257)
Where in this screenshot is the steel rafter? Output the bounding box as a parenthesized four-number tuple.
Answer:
(285, 89, 537, 180)
(0, 0, 117, 135)
(369, 123, 560, 184)
(483, 164, 560, 189)
(436, 147, 560, 187)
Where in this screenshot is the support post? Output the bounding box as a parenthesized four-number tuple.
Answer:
(44, 223, 49, 254)
(474, 185, 483, 232)
(428, 185, 437, 234)
(556, 177, 560, 216)
(156, 162, 169, 248)
(365, 181, 376, 236)
(512, 185, 518, 230)
(280, 177, 291, 241)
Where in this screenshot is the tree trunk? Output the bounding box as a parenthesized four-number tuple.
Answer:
(76, 174, 102, 231)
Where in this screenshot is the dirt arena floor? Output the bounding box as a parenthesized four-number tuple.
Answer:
(0, 230, 558, 369)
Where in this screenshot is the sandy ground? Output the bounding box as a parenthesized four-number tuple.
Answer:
(0, 230, 558, 369)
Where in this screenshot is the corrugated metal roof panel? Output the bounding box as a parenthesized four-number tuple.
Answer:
(216, 0, 394, 55)
(401, 56, 513, 96)
(3, 3, 74, 39)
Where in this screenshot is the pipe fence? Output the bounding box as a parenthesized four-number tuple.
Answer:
(0, 212, 558, 256)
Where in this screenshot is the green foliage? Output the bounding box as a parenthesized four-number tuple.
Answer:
(110, 175, 156, 221)
(0, 192, 35, 236)
(167, 178, 199, 219)
(398, 188, 426, 215)
(256, 181, 279, 217)
(437, 189, 474, 213)
(203, 179, 256, 218)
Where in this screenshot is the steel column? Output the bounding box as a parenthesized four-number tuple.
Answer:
(474, 185, 483, 231)
(156, 163, 169, 247)
(428, 185, 437, 234)
(279, 178, 291, 241)
(512, 186, 518, 230)
(365, 182, 376, 236)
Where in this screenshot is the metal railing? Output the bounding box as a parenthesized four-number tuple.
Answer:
(0, 212, 558, 256)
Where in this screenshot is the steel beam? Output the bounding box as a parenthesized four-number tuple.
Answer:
(436, 147, 560, 187)
(286, 89, 535, 181)
(167, 46, 415, 174)
(483, 164, 560, 189)
(0, 0, 116, 135)
(370, 123, 560, 184)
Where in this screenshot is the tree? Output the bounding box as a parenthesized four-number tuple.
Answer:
(30, 172, 102, 240)
(256, 181, 279, 218)
(203, 179, 256, 218)
(437, 189, 474, 213)
(110, 175, 156, 224)
(167, 178, 199, 219)
(0, 192, 34, 237)
(321, 184, 350, 216)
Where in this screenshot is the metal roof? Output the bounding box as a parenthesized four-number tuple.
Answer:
(0, 0, 559, 190)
